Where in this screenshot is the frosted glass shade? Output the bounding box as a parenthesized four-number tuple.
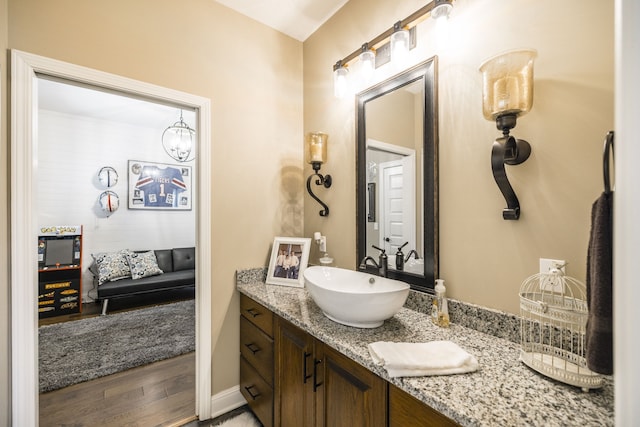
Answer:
(479, 49, 537, 121)
(306, 132, 328, 165)
(390, 27, 410, 65)
(333, 65, 349, 98)
(359, 48, 376, 82)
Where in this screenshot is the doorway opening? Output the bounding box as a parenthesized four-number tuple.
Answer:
(10, 50, 212, 425)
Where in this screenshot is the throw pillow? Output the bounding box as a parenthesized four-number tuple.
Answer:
(92, 250, 131, 285)
(126, 250, 164, 280)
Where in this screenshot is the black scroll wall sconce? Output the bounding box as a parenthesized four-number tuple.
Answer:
(305, 132, 332, 216)
(479, 49, 537, 220)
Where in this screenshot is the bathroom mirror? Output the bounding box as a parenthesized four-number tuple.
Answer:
(357, 57, 438, 292)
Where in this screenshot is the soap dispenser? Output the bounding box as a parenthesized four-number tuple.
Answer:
(433, 279, 450, 327)
(395, 242, 409, 271)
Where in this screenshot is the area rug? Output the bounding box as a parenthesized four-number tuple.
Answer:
(39, 299, 195, 393)
(214, 412, 260, 427)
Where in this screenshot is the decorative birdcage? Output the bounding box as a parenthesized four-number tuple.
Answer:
(519, 268, 603, 391)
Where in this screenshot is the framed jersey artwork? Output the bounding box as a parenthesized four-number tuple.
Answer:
(128, 160, 192, 210)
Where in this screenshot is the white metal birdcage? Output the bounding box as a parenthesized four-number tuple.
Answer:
(519, 268, 603, 391)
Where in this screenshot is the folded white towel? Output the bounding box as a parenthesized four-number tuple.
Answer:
(368, 340, 478, 378)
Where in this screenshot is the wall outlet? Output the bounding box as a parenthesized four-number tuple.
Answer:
(539, 258, 566, 275)
(539, 258, 566, 292)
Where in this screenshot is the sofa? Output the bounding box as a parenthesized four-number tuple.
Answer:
(92, 247, 195, 315)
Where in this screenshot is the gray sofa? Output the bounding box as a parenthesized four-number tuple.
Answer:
(95, 247, 195, 315)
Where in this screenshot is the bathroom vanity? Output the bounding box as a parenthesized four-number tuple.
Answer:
(237, 269, 613, 426)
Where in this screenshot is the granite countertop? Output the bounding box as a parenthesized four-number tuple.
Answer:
(236, 270, 613, 427)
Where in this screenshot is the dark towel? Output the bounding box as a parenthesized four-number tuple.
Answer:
(586, 191, 613, 375)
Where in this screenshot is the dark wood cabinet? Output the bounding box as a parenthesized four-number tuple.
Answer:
(274, 317, 315, 427)
(275, 317, 386, 427)
(315, 341, 386, 427)
(240, 295, 274, 427)
(240, 294, 458, 427)
(389, 384, 460, 427)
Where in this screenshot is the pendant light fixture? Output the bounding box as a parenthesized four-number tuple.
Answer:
(162, 110, 195, 162)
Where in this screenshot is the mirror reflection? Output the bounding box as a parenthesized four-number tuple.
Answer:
(357, 58, 438, 291)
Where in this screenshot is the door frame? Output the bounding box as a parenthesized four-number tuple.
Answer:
(10, 49, 212, 425)
(367, 138, 416, 256)
(378, 159, 416, 253)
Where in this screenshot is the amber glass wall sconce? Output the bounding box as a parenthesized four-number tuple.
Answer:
(306, 132, 332, 217)
(479, 49, 537, 220)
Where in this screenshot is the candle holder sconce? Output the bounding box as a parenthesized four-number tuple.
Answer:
(479, 49, 537, 220)
(306, 132, 332, 217)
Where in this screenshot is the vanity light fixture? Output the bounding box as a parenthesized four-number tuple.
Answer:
(162, 110, 195, 162)
(305, 132, 332, 217)
(479, 48, 537, 220)
(332, 0, 453, 98)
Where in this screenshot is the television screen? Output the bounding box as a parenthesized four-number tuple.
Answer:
(45, 239, 74, 267)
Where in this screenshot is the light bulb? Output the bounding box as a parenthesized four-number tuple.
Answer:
(359, 45, 376, 83)
(390, 25, 410, 67)
(333, 62, 349, 98)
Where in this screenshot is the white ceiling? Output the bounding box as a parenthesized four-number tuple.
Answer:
(214, 0, 348, 41)
(38, 77, 195, 129)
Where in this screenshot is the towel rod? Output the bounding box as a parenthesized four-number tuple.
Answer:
(603, 131, 614, 194)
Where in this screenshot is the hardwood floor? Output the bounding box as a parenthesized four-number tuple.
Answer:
(39, 289, 198, 426)
(40, 352, 196, 427)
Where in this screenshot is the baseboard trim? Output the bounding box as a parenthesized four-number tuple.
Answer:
(210, 385, 248, 419)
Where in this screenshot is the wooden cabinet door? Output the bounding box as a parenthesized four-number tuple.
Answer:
(389, 384, 460, 427)
(275, 317, 315, 427)
(315, 342, 386, 427)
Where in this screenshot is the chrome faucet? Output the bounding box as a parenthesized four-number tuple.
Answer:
(359, 245, 388, 277)
(405, 249, 420, 262)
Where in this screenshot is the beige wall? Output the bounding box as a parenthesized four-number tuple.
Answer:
(3, 0, 303, 410)
(0, 0, 616, 422)
(303, 0, 614, 314)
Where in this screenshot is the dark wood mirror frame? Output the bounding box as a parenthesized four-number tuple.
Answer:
(356, 57, 439, 292)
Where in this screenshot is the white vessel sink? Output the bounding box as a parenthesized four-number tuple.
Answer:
(303, 266, 410, 328)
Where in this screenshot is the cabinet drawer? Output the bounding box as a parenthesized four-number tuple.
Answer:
(240, 356, 274, 427)
(389, 384, 460, 427)
(240, 316, 274, 385)
(241, 294, 273, 337)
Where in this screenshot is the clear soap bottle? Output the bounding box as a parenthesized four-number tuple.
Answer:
(433, 279, 450, 327)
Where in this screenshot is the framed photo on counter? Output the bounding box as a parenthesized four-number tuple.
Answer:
(266, 236, 311, 287)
